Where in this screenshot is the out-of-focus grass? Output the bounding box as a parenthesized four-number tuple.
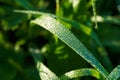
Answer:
(0, 0, 120, 80)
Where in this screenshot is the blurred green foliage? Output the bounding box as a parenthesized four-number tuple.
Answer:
(0, 0, 120, 80)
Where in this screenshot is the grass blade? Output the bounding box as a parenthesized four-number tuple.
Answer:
(29, 48, 60, 80)
(31, 14, 109, 78)
(92, 0, 98, 29)
(59, 18, 113, 71)
(60, 68, 103, 80)
(14, 10, 45, 15)
(106, 65, 120, 80)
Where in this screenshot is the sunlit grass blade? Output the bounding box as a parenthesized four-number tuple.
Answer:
(14, 10, 46, 15)
(60, 68, 103, 80)
(31, 14, 109, 78)
(59, 18, 113, 71)
(29, 48, 60, 80)
(106, 65, 120, 80)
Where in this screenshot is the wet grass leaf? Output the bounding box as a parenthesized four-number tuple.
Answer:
(31, 14, 109, 78)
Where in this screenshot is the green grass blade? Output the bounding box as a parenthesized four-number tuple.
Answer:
(59, 18, 113, 71)
(106, 65, 120, 80)
(92, 0, 98, 29)
(14, 10, 45, 15)
(60, 68, 103, 80)
(31, 14, 109, 78)
(29, 48, 60, 80)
